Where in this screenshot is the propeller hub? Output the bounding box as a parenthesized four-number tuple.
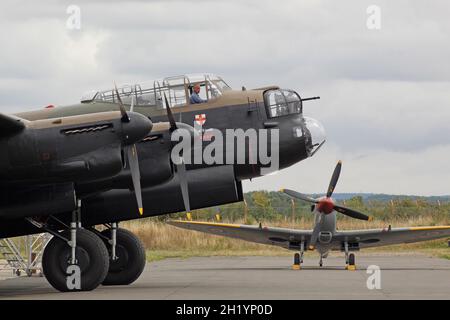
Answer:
(122, 112, 153, 145)
(316, 197, 334, 214)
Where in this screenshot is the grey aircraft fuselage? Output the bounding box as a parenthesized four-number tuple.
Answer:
(311, 210, 337, 257)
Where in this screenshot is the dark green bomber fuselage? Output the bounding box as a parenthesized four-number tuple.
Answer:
(0, 87, 323, 238)
(16, 89, 313, 180)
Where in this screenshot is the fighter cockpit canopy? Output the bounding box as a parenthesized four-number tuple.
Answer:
(80, 74, 231, 108)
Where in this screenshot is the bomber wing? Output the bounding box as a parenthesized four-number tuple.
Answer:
(167, 220, 312, 249)
(333, 226, 450, 249)
(0, 113, 27, 136)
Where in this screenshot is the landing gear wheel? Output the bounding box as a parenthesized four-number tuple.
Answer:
(294, 253, 301, 265)
(292, 253, 301, 270)
(348, 253, 356, 266)
(101, 228, 146, 286)
(42, 229, 109, 292)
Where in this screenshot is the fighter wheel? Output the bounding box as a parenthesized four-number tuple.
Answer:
(101, 228, 146, 286)
(348, 253, 356, 266)
(42, 229, 109, 292)
(294, 253, 301, 265)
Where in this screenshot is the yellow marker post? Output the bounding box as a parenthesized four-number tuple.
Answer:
(186, 212, 192, 221)
(139, 208, 144, 216)
(346, 265, 357, 271)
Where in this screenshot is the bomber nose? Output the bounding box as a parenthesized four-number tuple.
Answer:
(304, 117, 326, 157)
(122, 112, 153, 145)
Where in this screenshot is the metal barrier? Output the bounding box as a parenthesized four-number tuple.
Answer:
(0, 234, 52, 277)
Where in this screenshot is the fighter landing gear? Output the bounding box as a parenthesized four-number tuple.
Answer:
(344, 242, 356, 271)
(99, 225, 146, 286)
(292, 241, 305, 270)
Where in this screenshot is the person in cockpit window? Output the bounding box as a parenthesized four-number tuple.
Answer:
(190, 84, 207, 104)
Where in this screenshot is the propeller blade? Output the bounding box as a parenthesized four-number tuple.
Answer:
(176, 159, 191, 213)
(127, 144, 143, 216)
(334, 205, 372, 221)
(163, 92, 191, 213)
(114, 82, 130, 123)
(163, 93, 177, 131)
(281, 189, 318, 204)
(326, 160, 342, 198)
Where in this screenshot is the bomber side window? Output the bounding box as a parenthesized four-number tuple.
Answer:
(265, 90, 288, 118)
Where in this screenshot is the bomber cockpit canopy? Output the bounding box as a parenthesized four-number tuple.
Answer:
(81, 74, 231, 108)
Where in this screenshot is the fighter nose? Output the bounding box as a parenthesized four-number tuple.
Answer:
(304, 117, 326, 157)
(122, 112, 153, 145)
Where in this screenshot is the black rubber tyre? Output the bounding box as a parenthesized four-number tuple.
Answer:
(294, 253, 301, 265)
(42, 229, 109, 292)
(348, 253, 356, 266)
(101, 228, 146, 286)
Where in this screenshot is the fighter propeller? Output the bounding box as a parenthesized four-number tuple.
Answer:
(282, 161, 373, 249)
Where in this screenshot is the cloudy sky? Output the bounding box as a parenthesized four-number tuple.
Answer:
(1, 0, 449, 195)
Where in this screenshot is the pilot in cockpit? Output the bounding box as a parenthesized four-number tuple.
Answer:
(190, 84, 207, 104)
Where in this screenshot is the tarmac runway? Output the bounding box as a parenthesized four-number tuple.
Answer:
(0, 255, 450, 300)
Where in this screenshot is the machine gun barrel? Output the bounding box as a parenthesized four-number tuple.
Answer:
(301, 96, 320, 102)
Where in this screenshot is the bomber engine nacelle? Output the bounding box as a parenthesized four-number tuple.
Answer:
(79, 165, 243, 226)
(0, 111, 152, 184)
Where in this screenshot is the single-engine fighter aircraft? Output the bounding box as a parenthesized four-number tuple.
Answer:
(168, 161, 450, 270)
(1, 74, 326, 292)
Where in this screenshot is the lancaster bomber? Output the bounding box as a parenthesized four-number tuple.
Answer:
(0, 74, 326, 291)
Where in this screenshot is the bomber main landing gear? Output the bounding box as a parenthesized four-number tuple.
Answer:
(100, 226, 146, 286)
(42, 229, 110, 292)
(31, 203, 146, 292)
(37, 200, 110, 292)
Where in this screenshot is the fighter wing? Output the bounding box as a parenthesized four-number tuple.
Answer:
(0, 113, 27, 136)
(167, 220, 312, 249)
(333, 226, 450, 249)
